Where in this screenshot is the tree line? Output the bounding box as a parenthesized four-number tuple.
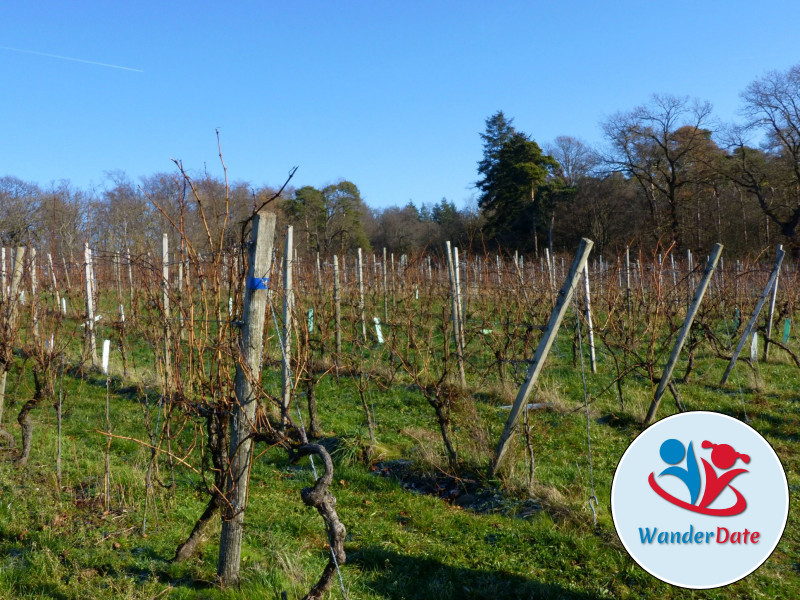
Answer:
(3, 63, 800, 260)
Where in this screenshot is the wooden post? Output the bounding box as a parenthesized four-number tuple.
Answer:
(217, 210, 276, 586)
(60, 255, 71, 292)
(47, 252, 60, 309)
(764, 245, 782, 361)
(453, 247, 466, 359)
(583, 265, 597, 374)
(490, 238, 593, 477)
(281, 226, 294, 426)
(545, 247, 555, 298)
(84, 243, 98, 366)
(644, 243, 723, 425)
(333, 255, 342, 360)
(382, 247, 388, 322)
(391, 253, 397, 309)
(625, 245, 632, 317)
(126, 250, 134, 305)
(162, 234, 172, 389)
(445, 242, 466, 388)
(1, 247, 5, 301)
(357, 248, 367, 343)
(720, 245, 785, 385)
(30, 248, 39, 343)
(513, 249, 529, 302)
(0, 247, 25, 428)
(6, 248, 25, 330)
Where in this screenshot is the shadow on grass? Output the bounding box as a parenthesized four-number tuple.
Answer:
(349, 546, 600, 600)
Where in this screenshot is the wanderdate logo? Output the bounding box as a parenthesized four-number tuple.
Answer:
(611, 412, 788, 589)
(648, 438, 750, 516)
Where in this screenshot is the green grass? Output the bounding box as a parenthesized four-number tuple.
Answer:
(0, 291, 798, 599)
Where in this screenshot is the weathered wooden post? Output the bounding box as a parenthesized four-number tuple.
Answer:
(60, 255, 71, 292)
(545, 247, 555, 298)
(47, 252, 60, 310)
(84, 243, 98, 366)
(583, 265, 597, 374)
(382, 247, 388, 322)
(126, 249, 134, 305)
(453, 247, 466, 359)
(445, 241, 466, 388)
(357, 248, 367, 343)
(333, 255, 342, 361)
(281, 226, 294, 427)
(625, 245, 632, 317)
(490, 238, 593, 477)
(0, 247, 25, 432)
(1, 247, 5, 301)
(391, 252, 397, 309)
(217, 210, 276, 586)
(162, 234, 172, 388)
(644, 243, 723, 426)
(721, 245, 785, 385)
(30, 248, 39, 342)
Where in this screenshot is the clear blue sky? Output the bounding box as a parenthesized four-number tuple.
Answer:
(2, 1, 798, 210)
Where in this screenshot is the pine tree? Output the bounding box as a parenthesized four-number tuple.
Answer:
(476, 113, 558, 250)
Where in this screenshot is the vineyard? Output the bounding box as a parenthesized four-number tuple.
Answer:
(0, 209, 798, 599)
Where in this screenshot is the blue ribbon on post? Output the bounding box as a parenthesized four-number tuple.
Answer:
(247, 276, 270, 290)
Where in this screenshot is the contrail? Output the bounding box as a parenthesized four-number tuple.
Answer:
(0, 45, 143, 72)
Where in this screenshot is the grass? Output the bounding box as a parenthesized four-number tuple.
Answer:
(0, 288, 798, 599)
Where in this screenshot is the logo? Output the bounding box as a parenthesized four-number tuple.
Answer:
(648, 439, 749, 516)
(611, 412, 789, 589)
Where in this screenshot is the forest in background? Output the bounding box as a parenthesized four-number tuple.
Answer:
(2, 63, 800, 262)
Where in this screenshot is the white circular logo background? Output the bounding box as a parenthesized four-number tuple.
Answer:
(611, 411, 789, 589)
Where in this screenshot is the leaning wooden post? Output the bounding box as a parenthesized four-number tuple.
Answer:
(217, 210, 276, 586)
(644, 243, 723, 426)
(764, 245, 782, 361)
(281, 226, 294, 427)
(84, 243, 98, 367)
(490, 238, 593, 478)
(445, 241, 466, 388)
(720, 245, 785, 385)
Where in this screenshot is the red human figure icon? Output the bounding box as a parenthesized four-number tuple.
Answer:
(698, 441, 750, 511)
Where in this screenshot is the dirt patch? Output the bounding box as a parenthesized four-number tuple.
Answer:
(372, 459, 551, 519)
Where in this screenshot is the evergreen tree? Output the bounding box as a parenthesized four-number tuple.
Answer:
(476, 111, 516, 195)
(476, 118, 558, 250)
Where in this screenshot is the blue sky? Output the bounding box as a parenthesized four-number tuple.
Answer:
(2, 1, 798, 210)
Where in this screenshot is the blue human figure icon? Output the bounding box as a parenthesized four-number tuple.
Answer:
(658, 438, 701, 505)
